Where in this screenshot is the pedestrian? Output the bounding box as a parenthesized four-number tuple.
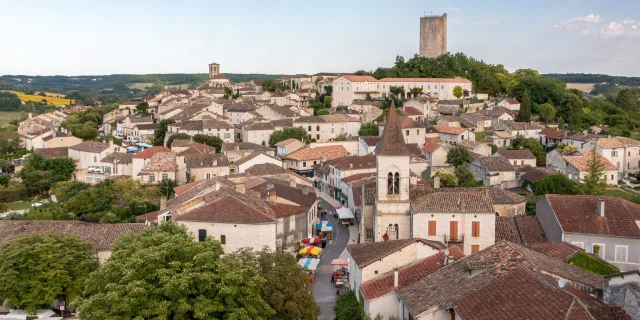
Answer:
(330, 275, 334, 284)
(330, 239, 333, 246)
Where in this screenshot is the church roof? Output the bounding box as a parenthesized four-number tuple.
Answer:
(376, 101, 411, 157)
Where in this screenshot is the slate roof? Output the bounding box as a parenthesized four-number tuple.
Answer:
(397, 241, 604, 316)
(360, 247, 465, 300)
(495, 149, 536, 159)
(35, 147, 69, 158)
(0, 221, 144, 251)
(475, 156, 515, 172)
(377, 101, 411, 156)
(347, 239, 446, 268)
(101, 152, 133, 164)
(184, 153, 229, 168)
(69, 141, 109, 153)
(544, 194, 640, 239)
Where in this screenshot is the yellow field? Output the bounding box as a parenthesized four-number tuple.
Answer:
(566, 83, 595, 94)
(13, 92, 74, 105)
(165, 83, 191, 90)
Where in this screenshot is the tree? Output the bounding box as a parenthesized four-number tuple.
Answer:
(75, 223, 273, 320)
(488, 143, 498, 154)
(0, 175, 9, 187)
(323, 96, 333, 108)
(430, 171, 458, 187)
(323, 85, 333, 96)
(532, 174, 581, 196)
(316, 109, 329, 116)
(0, 233, 99, 313)
(358, 123, 379, 136)
(409, 87, 423, 97)
(616, 88, 640, 112)
(228, 249, 320, 320)
(20, 153, 76, 195)
(515, 91, 531, 122)
(333, 291, 365, 320)
(455, 166, 479, 187)
(166, 133, 190, 147)
(334, 134, 347, 141)
(365, 93, 372, 101)
(268, 127, 308, 147)
(134, 102, 150, 116)
(153, 119, 175, 146)
(156, 178, 177, 199)
(453, 85, 463, 99)
(389, 86, 405, 99)
(558, 92, 583, 129)
(537, 102, 556, 123)
(582, 147, 608, 195)
(193, 134, 223, 152)
(0, 92, 22, 111)
(0, 131, 20, 155)
(512, 136, 546, 166)
(446, 147, 472, 167)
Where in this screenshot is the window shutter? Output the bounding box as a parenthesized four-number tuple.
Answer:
(220, 235, 226, 244)
(198, 229, 207, 242)
(472, 221, 480, 237)
(471, 245, 480, 253)
(428, 221, 436, 236)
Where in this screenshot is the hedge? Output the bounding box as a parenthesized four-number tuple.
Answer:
(567, 252, 620, 275)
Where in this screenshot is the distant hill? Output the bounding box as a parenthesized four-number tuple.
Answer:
(544, 73, 640, 95)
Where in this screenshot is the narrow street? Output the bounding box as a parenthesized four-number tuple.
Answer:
(313, 195, 350, 320)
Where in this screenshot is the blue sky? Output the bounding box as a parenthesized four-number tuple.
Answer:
(1, 0, 639, 76)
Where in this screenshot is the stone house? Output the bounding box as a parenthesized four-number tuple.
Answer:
(177, 153, 229, 184)
(378, 116, 427, 147)
(497, 98, 520, 110)
(332, 75, 381, 107)
(41, 131, 82, 149)
(432, 125, 475, 145)
(221, 142, 276, 164)
(294, 115, 361, 142)
(68, 141, 121, 184)
(100, 152, 133, 178)
(315, 154, 376, 204)
(485, 131, 512, 148)
(167, 119, 235, 143)
(232, 151, 282, 174)
(122, 116, 153, 139)
(138, 152, 178, 185)
(458, 140, 492, 157)
(275, 138, 305, 157)
(241, 121, 274, 146)
(254, 104, 300, 120)
(348, 101, 384, 124)
(536, 194, 640, 271)
(131, 123, 157, 144)
(538, 127, 577, 148)
(596, 136, 640, 180)
(493, 121, 543, 140)
(561, 132, 602, 149)
(473, 108, 514, 127)
(170, 140, 215, 155)
(132, 146, 171, 179)
(282, 144, 349, 178)
(421, 142, 451, 167)
(494, 149, 536, 167)
(546, 149, 618, 185)
(403, 106, 424, 122)
(469, 156, 517, 188)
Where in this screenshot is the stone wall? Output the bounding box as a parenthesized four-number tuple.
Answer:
(419, 14, 447, 58)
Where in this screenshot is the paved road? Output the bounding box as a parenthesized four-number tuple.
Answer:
(313, 197, 349, 320)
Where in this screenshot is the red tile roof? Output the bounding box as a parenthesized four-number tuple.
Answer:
(433, 125, 469, 135)
(174, 180, 205, 196)
(404, 106, 423, 116)
(175, 194, 276, 224)
(361, 247, 464, 300)
(422, 142, 443, 153)
(132, 146, 171, 159)
(347, 238, 446, 268)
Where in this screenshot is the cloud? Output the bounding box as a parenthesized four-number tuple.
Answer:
(450, 18, 498, 25)
(439, 6, 461, 11)
(555, 14, 601, 29)
(581, 19, 640, 39)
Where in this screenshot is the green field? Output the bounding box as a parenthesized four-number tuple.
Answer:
(631, 131, 640, 141)
(604, 188, 640, 204)
(0, 112, 22, 125)
(126, 83, 153, 90)
(5, 202, 34, 210)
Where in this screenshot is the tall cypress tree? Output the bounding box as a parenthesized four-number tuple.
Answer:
(582, 146, 608, 195)
(516, 91, 532, 122)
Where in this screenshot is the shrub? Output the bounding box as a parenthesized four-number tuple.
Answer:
(567, 252, 620, 275)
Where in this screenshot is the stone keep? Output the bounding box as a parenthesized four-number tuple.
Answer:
(419, 14, 447, 58)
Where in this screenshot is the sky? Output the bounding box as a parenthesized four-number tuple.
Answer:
(1, 0, 639, 77)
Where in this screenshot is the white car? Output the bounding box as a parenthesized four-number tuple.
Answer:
(31, 202, 43, 207)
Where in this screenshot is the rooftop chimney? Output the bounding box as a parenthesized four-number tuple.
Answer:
(290, 177, 296, 188)
(269, 191, 277, 201)
(597, 199, 605, 217)
(349, 163, 353, 169)
(160, 196, 167, 210)
(393, 268, 399, 288)
(433, 175, 440, 189)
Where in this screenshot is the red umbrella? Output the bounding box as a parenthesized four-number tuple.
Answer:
(302, 237, 321, 245)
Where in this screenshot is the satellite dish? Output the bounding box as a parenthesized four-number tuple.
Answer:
(444, 249, 450, 256)
(558, 279, 565, 288)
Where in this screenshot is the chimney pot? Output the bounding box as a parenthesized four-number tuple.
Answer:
(597, 199, 605, 217)
(160, 196, 167, 210)
(349, 163, 353, 169)
(393, 268, 399, 288)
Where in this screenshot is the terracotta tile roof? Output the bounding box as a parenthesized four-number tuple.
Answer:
(565, 132, 603, 142)
(528, 242, 582, 261)
(504, 98, 520, 104)
(246, 121, 274, 131)
(493, 131, 512, 139)
(411, 187, 525, 206)
(140, 152, 177, 172)
(597, 136, 640, 148)
(495, 217, 521, 244)
(347, 238, 446, 268)
(361, 247, 465, 300)
(174, 180, 205, 196)
(242, 163, 313, 185)
(452, 266, 594, 320)
(564, 151, 616, 171)
(475, 156, 515, 172)
(539, 127, 578, 140)
(69, 141, 109, 153)
(101, 152, 133, 164)
(184, 153, 229, 168)
(411, 190, 494, 213)
(330, 154, 376, 170)
(342, 75, 378, 82)
(496, 216, 548, 245)
(360, 136, 382, 146)
(293, 116, 326, 123)
(203, 119, 234, 130)
(495, 149, 536, 159)
(251, 178, 316, 208)
(322, 114, 359, 123)
(587, 306, 632, 320)
(267, 203, 308, 218)
(234, 151, 280, 166)
(520, 167, 555, 182)
(211, 74, 228, 80)
(457, 140, 486, 149)
(342, 172, 377, 183)
(377, 101, 411, 156)
(274, 138, 300, 147)
(378, 77, 472, 83)
(397, 241, 604, 315)
(403, 106, 423, 116)
(175, 193, 276, 224)
(128, 116, 152, 123)
(223, 142, 274, 152)
(132, 146, 171, 159)
(499, 120, 543, 131)
(35, 147, 69, 158)
(433, 125, 468, 135)
(285, 145, 348, 161)
(271, 118, 294, 128)
(544, 194, 640, 239)
(0, 221, 144, 251)
(422, 142, 444, 153)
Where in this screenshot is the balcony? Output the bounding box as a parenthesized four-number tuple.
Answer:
(445, 234, 464, 243)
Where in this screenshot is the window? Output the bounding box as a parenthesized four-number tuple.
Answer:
(316, 134, 320, 140)
(162, 173, 168, 181)
(149, 175, 155, 182)
(94, 156, 97, 162)
(571, 242, 584, 249)
(428, 221, 436, 236)
(303, 161, 307, 168)
(387, 224, 397, 239)
(198, 229, 207, 242)
(611, 151, 618, 157)
(205, 173, 211, 180)
(472, 221, 480, 237)
(308, 126, 312, 131)
(387, 172, 400, 194)
(617, 162, 620, 169)
(406, 130, 409, 135)
(220, 235, 226, 244)
(471, 245, 480, 253)
(289, 216, 295, 231)
(615, 245, 628, 263)
(316, 126, 320, 131)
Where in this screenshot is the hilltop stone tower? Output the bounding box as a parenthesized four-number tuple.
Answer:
(419, 13, 447, 58)
(208, 63, 220, 79)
